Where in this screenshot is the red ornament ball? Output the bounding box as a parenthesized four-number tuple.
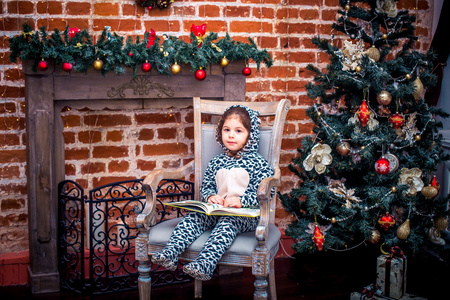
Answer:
(142, 62, 151, 72)
(378, 213, 395, 231)
(62, 62, 73, 72)
(389, 113, 405, 129)
(242, 67, 252, 76)
(195, 69, 206, 81)
(375, 157, 390, 175)
(38, 60, 48, 71)
(128, 52, 133, 57)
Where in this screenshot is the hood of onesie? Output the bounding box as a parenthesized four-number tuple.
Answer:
(216, 105, 261, 154)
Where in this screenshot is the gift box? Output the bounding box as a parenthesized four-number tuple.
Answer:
(376, 251, 407, 299)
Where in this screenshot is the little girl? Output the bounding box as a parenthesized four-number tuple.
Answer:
(151, 104, 274, 281)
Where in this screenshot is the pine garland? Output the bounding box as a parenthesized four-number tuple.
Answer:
(9, 24, 273, 76)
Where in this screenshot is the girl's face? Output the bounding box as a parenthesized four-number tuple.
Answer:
(221, 115, 249, 152)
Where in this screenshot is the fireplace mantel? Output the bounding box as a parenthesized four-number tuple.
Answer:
(23, 60, 246, 293)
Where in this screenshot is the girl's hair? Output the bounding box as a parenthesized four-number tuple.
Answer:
(217, 106, 251, 157)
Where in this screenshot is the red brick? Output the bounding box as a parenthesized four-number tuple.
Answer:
(1, 199, 25, 211)
(300, 9, 320, 20)
(173, 7, 196, 17)
(37, 1, 63, 14)
(288, 22, 317, 34)
(135, 112, 179, 125)
(78, 131, 102, 144)
(142, 143, 188, 156)
(84, 114, 132, 127)
(4, 68, 23, 81)
(0, 150, 26, 164)
(93, 176, 136, 188)
(142, 20, 179, 32)
(81, 162, 106, 174)
(289, 51, 316, 63)
(108, 160, 129, 173)
(0, 102, 16, 113)
(260, 36, 278, 48)
(230, 21, 272, 33)
(7, 1, 34, 14)
(0, 117, 25, 130)
(123, 4, 137, 16)
(94, 3, 119, 16)
(66, 2, 91, 15)
(136, 159, 156, 171)
(92, 145, 129, 158)
(106, 130, 123, 142)
(157, 128, 177, 139)
(65, 148, 89, 160)
(226, 6, 251, 18)
(138, 128, 155, 141)
(0, 86, 25, 98)
(1, 134, 20, 146)
(267, 66, 296, 78)
(61, 115, 81, 127)
(65, 163, 76, 176)
(199, 5, 221, 18)
(63, 132, 76, 144)
(0, 183, 27, 195)
(0, 166, 20, 179)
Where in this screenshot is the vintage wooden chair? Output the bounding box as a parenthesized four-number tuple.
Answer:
(135, 97, 290, 299)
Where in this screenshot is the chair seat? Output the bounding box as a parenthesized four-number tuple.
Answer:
(148, 217, 281, 266)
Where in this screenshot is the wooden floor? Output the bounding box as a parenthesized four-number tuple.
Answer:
(1, 253, 448, 300)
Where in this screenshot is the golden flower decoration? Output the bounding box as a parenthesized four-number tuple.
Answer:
(303, 144, 333, 174)
(398, 167, 424, 196)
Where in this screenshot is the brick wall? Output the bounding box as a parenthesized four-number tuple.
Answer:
(0, 0, 435, 255)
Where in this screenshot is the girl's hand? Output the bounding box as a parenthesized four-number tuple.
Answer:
(207, 195, 225, 205)
(224, 196, 242, 208)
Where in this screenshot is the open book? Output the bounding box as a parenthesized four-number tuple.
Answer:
(163, 200, 260, 217)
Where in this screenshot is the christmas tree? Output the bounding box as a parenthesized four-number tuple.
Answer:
(280, 0, 449, 256)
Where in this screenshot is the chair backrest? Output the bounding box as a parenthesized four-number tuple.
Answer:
(193, 97, 290, 221)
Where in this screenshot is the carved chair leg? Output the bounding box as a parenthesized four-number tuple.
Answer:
(194, 279, 203, 298)
(252, 247, 270, 300)
(253, 275, 269, 300)
(138, 260, 151, 300)
(268, 259, 277, 300)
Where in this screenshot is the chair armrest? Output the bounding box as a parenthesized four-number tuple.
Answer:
(255, 165, 281, 244)
(136, 161, 194, 230)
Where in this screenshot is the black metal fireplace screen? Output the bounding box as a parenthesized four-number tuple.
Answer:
(57, 178, 194, 295)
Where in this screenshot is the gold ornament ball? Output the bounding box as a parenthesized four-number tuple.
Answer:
(434, 216, 449, 231)
(391, 186, 397, 193)
(405, 73, 411, 80)
(336, 141, 351, 156)
(220, 57, 229, 68)
(382, 33, 388, 40)
(377, 90, 392, 106)
(412, 77, 424, 100)
(355, 65, 362, 73)
(93, 59, 103, 70)
(345, 4, 351, 10)
(397, 219, 410, 240)
(368, 229, 381, 244)
(366, 46, 381, 62)
(421, 185, 438, 199)
(171, 63, 181, 74)
(414, 134, 421, 142)
(330, 217, 337, 224)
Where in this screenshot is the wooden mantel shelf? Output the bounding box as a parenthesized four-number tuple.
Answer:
(23, 60, 247, 294)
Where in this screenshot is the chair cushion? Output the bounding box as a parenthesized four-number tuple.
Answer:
(148, 217, 281, 259)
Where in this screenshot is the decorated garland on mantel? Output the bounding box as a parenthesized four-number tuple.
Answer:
(9, 24, 273, 80)
(137, 0, 173, 10)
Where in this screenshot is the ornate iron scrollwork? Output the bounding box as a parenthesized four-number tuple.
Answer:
(107, 76, 175, 98)
(58, 178, 193, 295)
